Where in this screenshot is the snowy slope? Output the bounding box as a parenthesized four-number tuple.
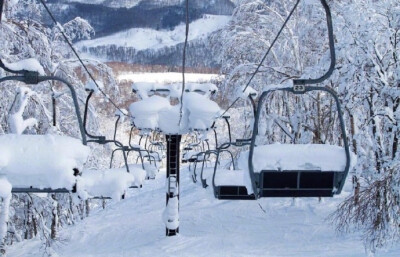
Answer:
(7, 167, 400, 257)
(117, 72, 221, 83)
(61, 0, 142, 8)
(76, 15, 231, 51)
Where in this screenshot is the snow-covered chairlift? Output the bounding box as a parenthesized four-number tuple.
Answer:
(83, 89, 147, 187)
(201, 105, 255, 190)
(214, 0, 352, 200)
(210, 113, 256, 200)
(0, 62, 136, 199)
(247, 85, 351, 198)
(0, 60, 88, 194)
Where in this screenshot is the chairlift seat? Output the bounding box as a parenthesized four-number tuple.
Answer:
(247, 144, 352, 197)
(213, 169, 255, 200)
(246, 144, 353, 198)
(259, 170, 341, 197)
(78, 167, 136, 199)
(0, 134, 89, 191)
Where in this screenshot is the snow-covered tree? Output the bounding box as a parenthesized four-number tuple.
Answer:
(329, 0, 400, 251)
(216, 0, 400, 250)
(0, 0, 122, 253)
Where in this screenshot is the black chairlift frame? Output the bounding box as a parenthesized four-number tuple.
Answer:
(83, 89, 132, 173)
(199, 94, 256, 188)
(248, 86, 351, 198)
(246, 0, 351, 198)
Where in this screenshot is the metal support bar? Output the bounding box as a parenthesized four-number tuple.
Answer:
(166, 135, 181, 236)
(0, 75, 87, 145)
(52, 94, 57, 127)
(293, 0, 335, 85)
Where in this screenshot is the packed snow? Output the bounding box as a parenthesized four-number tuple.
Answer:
(0, 177, 12, 248)
(238, 144, 356, 172)
(131, 82, 218, 99)
(77, 15, 231, 51)
(132, 82, 173, 99)
(1, 58, 45, 75)
(7, 167, 400, 257)
(163, 196, 179, 230)
(184, 83, 218, 96)
(126, 165, 147, 186)
(130, 82, 222, 133)
(182, 151, 202, 162)
(78, 168, 135, 200)
(84, 80, 104, 93)
(114, 108, 128, 122)
(130, 95, 171, 130)
(214, 168, 253, 193)
(235, 85, 258, 99)
(158, 105, 185, 134)
(8, 87, 38, 135)
(183, 92, 222, 131)
(0, 134, 90, 190)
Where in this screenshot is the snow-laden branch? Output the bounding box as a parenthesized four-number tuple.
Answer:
(8, 87, 38, 135)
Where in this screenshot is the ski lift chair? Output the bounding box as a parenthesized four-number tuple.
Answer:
(248, 0, 351, 198)
(212, 139, 255, 200)
(200, 92, 256, 189)
(133, 133, 158, 166)
(84, 89, 131, 172)
(84, 89, 151, 188)
(210, 111, 256, 200)
(0, 62, 87, 194)
(248, 85, 350, 198)
(215, 0, 351, 199)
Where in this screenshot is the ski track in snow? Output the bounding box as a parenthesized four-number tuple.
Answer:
(8, 166, 400, 257)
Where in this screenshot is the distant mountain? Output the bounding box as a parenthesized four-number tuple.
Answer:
(46, 0, 235, 38)
(77, 15, 230, 68)
(54, 0, 239, 9)
(44, 0, 236, 68)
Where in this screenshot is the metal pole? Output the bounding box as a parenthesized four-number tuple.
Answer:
(166, 134, 181, 236)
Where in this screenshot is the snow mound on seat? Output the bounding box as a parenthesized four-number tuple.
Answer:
(214, 169, 253, 194)
(126, 165, 147, 187)
(0, 134, 90, 190)
(129, 84, 221, 133)
(238, 144, 356, 172)
(129, 95, 170, 130)
(2, 58, 45, 75)
(184, 92, 222, 131)
(129, 163, 158, 179)
(78, 168, 135, 200)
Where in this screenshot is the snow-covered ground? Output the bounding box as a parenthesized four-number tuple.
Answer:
(77, 15, 231, 51)
(8, 166, 400, 257)
(118, 72, 221, 83)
